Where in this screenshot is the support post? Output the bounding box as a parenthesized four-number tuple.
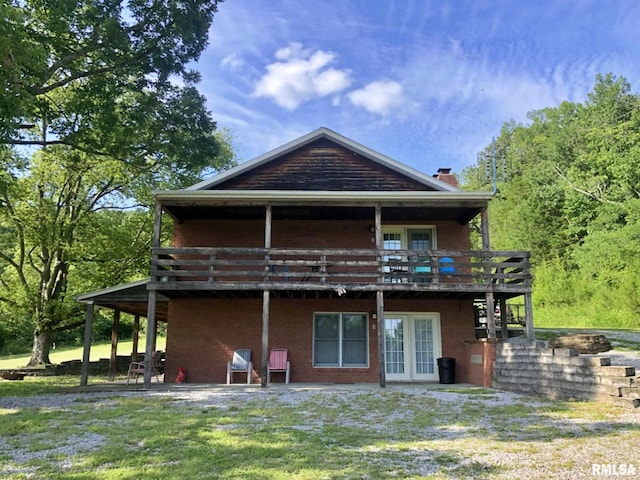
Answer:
(376, 289, 385, 388)
(374, 205, 382, 250)
(374, 205, 383, 283)
(144, 200, 162, 388)
(485, 291, 496, 338)
(524, 292, 535, 342)
(109, 310, 121, 381)
(262, 205, 272, 387)
(144, 290, 158, 388)
(261, 290, 270, 387)
(80, 302, 95, 386)
(499, 297, 508, 340)
(132, 315, 140, 361)
(480, 206, 496, 339)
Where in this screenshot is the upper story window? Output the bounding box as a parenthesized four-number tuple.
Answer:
(383, 226, 436, 251)
(382, 227, 436, 282)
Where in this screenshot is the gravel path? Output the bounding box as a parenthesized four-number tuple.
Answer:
(1, 383, 639, 479)
(1, 330, 639, 479)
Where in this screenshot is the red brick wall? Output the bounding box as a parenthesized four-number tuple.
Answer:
(164, 296, 477, 384)
(462, 340, 499, 387)
(173, 219, 470, 250)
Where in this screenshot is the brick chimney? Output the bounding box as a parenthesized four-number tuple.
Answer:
(433, 168, 459, 188)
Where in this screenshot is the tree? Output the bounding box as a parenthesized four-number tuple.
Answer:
(0, 1, 234, 365)
(462, 74, 640, 328)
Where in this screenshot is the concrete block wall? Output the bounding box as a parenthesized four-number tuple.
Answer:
(492, 342, 640, 408)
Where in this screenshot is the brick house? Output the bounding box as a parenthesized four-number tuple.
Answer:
(78, 127, 534, 387)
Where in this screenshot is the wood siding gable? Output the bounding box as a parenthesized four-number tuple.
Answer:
(209, 139, 436, 192)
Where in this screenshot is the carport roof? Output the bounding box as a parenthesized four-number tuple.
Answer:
(76, 279, 168, 322)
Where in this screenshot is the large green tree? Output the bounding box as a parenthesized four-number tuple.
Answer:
(463, 74, 640, 327)
(0, 0, 235, 364)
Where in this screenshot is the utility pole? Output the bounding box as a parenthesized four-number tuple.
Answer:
(477, 137, 507, 192)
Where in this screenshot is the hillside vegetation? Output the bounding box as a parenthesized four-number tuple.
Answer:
(463, 74, 640, 329)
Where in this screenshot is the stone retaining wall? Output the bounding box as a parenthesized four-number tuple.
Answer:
(492, 342, 640, 408)
(0, 356, 132, 377)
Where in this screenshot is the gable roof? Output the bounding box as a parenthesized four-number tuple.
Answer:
(188, 127, 458, 192)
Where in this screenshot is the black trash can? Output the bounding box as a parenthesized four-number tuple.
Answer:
(437, 357, 456, 384)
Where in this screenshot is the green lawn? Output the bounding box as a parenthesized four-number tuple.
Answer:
(1, 381, 638, 479)
(0, 337, 166, 370)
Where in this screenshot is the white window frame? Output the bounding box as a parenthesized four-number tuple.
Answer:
(312, 312, 370, 368)
(382, 225, 438, 250)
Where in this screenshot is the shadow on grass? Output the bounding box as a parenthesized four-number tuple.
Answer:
(1, 383, 639, 478)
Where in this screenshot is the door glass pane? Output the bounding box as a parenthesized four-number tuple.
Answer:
(385, 318, 405, 374)
(409, 231, 432, 250)
(414, 317, 434, 374)
(383, 233, 404, 283)
(383, 233, 402, 250)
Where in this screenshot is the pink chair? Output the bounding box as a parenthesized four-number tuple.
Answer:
(268, 349, 290, 384)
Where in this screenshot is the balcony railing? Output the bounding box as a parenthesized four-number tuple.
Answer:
(149, 247, 531, 294)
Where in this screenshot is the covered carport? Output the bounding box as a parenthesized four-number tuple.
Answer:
(76, 280, 168, 386)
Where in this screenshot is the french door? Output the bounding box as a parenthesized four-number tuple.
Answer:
(384, 313, 441, 381)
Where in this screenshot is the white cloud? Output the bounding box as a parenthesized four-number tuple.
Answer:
(347, 80, 417, 117)
(220, 53, 244, 70)
(253, 43, 352, 110)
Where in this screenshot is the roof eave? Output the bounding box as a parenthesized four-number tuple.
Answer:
(154, 189, 493, 207)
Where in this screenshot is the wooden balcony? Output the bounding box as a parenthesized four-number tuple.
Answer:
(148, 247, 531, 297)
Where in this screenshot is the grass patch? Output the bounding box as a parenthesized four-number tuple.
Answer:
(0, 376, 87, 398)
(2, 380, 638, 479)
(0, 337, 166, 370)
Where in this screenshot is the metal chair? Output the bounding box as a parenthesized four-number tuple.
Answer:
(226, 349, 253, 384)
(127, 350, 162, 384)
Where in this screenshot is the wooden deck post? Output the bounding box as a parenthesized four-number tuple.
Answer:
(143, 290, 157, 388)
(499, 297, 508, 340)
(109, 310, 120, 381)
(132, 315, 140, 361)
(261, 290, 270, 387)
(377, 289, 386, 388)
(262, 205, 272, 387)
(374, 205, 386, 388)
(144, 201, 163, 388)
(80, 301, 95, 386)
(480, 207, 496, 339)
(524, 292, 535, 342)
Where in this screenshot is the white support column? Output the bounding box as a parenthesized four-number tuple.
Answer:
(80, 302, 95, 386)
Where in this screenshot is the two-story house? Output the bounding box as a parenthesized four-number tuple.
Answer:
(78, 128, 534, 387)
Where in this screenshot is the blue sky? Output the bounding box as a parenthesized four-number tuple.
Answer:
(195, 0, 640, 176)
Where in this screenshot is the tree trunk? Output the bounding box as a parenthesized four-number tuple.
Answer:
(28, 326, 53, 366)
